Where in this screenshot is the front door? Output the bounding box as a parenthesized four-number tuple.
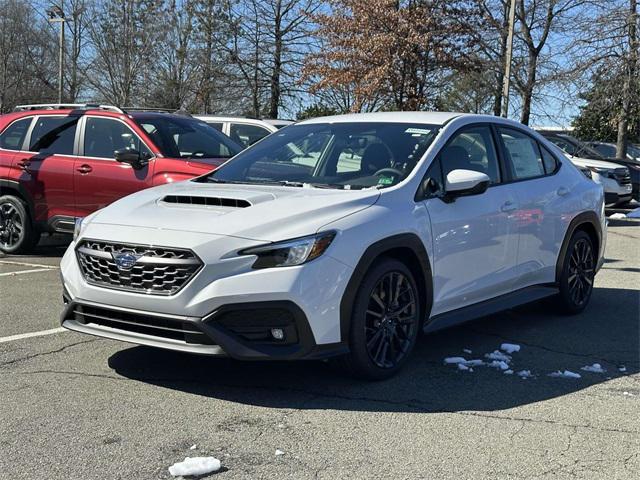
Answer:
(74, 116, 155, 217)
(423, 125, 520, 316)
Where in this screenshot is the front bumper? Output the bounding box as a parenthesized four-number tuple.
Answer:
(61, 299, 346, 360)
(60, 227, 354, 359)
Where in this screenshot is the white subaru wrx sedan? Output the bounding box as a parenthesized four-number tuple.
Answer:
(60, 112, 606, 379)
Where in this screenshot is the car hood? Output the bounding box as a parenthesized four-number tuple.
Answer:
(567, 155, 626, 170)
(88, 180, 380, 242)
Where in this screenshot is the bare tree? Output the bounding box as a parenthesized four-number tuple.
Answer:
(85, 0, 165, 106)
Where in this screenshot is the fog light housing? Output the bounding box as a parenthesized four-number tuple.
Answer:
(271, 328, 285, 341)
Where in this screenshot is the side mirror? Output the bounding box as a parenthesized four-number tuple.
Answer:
(114, 148, 147, 169)
(444, 169, 490, 201)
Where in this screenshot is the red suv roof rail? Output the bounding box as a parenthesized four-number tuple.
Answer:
(13, 103, 124, 114)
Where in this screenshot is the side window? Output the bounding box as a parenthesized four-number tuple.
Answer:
(499, 128, 545, 180)
(83, 117, 151, 159)
(440, 126, 501, 183)
(205, 122, 224, 132)
(547, 136, 576, 156)
(229, 123, 270, 148)
(424, 158, 444, 198)
(0, 117, 32, 150)
(29, 116, 78, 155)
(540, 145, 559, 174)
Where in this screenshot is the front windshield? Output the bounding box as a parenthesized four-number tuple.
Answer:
(135, 115, 242, 159)
(199, 122, 439, 189)
(627, 144, 640, 161)
(558, 135, 605, 160)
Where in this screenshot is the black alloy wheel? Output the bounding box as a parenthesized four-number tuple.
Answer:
(556, 230, 595, 314)
(365, 271, 417, 369)
(338, 258, 421, 380)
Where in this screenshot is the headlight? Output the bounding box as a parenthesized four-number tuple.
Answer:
(73, 217, 85, 241)
(588, 167, 616, 179)
(240, 231, 336, 269)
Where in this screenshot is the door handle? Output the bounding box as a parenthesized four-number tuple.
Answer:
(501, 201, 517, 213)
(16, 159, 31, 172)
(76, 164, 93, 174)
(557, 187, 569, 197)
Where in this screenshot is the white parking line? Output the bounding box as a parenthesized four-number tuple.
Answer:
(0, 268, 55, 277)
(0, 327, 67, 344)
(0, 260, 59, 269)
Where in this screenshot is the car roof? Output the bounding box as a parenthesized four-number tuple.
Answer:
(297, 111, 466, 126)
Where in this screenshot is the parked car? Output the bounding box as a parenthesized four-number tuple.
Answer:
(537, 131, 634, 205)
(0, 103, 242, 253)
(61, 112, 605, 379)
(195, 115, 294, 148)
(585, 141, 640, 201)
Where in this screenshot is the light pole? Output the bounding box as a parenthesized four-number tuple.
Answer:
(501, 0, 517, 118)
(47, 4, 66, 104)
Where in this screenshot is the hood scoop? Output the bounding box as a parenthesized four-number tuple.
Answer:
(162, 195, 251, 208)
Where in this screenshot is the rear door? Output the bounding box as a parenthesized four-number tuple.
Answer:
(74, 116, 155, 216)
(15, 115, 79, 224)
(423, 124, 520, 315)
(0, 116, 33, 184)
(497, 127, 566, 288)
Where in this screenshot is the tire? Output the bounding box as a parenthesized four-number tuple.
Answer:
(0, 195, 39, 254)
(338, 257, 422, 380)
(555, 230, 595, 314)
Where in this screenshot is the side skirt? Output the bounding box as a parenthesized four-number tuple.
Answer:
(423, 285, 559, 334)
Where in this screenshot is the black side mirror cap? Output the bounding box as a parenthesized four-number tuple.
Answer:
(114, 148, 147, 169)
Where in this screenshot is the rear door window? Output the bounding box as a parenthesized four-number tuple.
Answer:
(29, 116, 78, 155)
(229, 123, 271, 148)
(0, 117, 32, 150)
(499, 128, 545, 180)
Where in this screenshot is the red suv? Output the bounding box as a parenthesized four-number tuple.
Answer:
(0, 104, 242, 253)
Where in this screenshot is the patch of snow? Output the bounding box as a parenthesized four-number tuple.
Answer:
(504, 369, 514, 375)
(549, 370, 581, 379)
(623, 391, 634, 396)
(581, 363, 605, 373)
(457, 363, 469, 371)
(516, 370, 532, 378)
(488, 360, 510, 370)
(444, 356, 467, 365)
(464, 359, 485, 367)
(609, 213, 628, 219)
(485, 350, 512, 362)
(500, 343, 521, 354)
(168, 457, 221, 477)
(619, 366, 627, 372)
(627, 207, 640, 218)
(189, 445, 197, 450)
(275, 449, 285, 456)
(463, 348, 473, 354)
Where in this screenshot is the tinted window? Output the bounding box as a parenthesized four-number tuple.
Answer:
(0, 117, 32, 150)
(229, 123, 271, 148)
(84, 117, 151, 159)
(546, 136, 576, 155)
(540, 145, 558, 174)
(29, 116, 78, 155)
(201, 123, 439, 190)
(441, 126, 501, 183)
(500, 128, 545, 179)
(136, 116, 240, 159)
(592, 143, 616, 158)
(205, 122, 224, 132)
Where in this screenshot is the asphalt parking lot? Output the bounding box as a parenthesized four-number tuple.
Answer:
(1, 221, 638, 480)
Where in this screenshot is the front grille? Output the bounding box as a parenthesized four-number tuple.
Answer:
(614, 168, 631, 185)
(76, 240, 202, 295)
(72, 304, 213, 344)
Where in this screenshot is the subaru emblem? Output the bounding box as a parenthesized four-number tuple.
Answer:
(112, 251, 142, 271)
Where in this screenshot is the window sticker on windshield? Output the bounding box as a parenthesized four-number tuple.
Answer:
(404, 128, 431, 135)
(377, 176, 394, 186)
